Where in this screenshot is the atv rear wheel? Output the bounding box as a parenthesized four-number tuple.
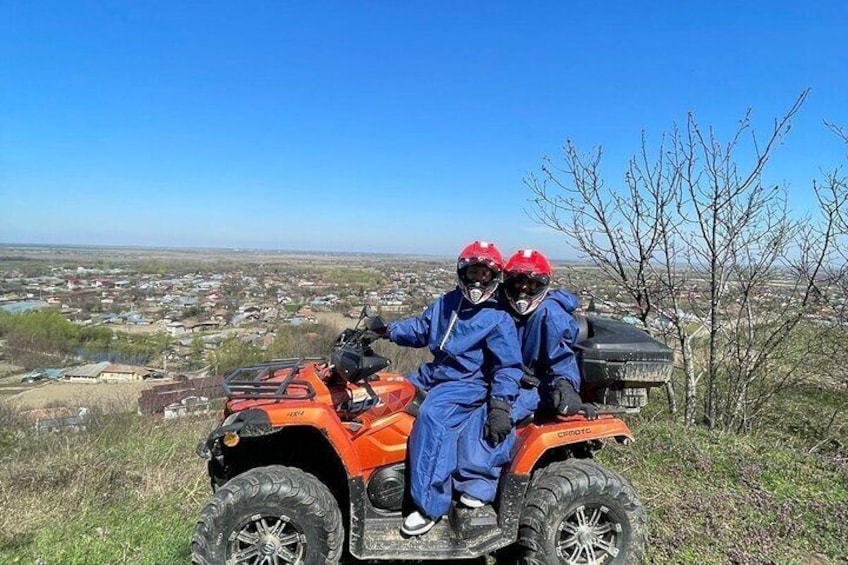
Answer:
(517, 459, 646, 565)
(192, 465, 344, 565)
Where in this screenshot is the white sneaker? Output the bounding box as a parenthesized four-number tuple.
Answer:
(400, 510, 437, 536)
(459, 493, 486, 508)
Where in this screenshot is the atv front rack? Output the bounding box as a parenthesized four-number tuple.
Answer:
(222, 358, 323, 401)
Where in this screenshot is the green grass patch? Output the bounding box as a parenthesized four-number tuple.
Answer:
(3, 495, 198, 565)
(1, 382, 846, 564)
(598, 410, 848, 564)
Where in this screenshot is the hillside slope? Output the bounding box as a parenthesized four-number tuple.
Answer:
(0, 384, 845, 564)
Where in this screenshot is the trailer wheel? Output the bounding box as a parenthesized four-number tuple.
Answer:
(192, 465, 343, 565)
(517, 459, 646, 564)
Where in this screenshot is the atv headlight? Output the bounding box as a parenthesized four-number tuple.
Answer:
(222, 431, 240, 447)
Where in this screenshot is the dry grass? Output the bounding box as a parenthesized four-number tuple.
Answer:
(4, 380, 164, 411)
(312, 311, 354, 331)
(0, 400, 212, 564)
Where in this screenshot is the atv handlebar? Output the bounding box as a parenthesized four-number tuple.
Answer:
(330, 308, 391, 384)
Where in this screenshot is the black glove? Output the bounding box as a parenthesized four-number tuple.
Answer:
(484, 397, 513, 447)
(551, 380, 583, 416)
(366, 316, 389, 335)
(362, 329, 388, 342)
(579, 402, 598, 420)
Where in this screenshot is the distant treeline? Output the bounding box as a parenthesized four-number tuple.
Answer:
(0, 307, 356, 376)
(0, 309, 169, 368)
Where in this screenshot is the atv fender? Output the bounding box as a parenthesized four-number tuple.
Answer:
(269, 401, 367, 476)
(208, 403, 365, 478)
(509, 414, 633, 475)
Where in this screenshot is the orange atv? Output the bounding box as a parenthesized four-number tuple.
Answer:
(192, 307, 672, 564)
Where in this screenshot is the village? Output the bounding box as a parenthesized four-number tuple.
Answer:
(1, 244, 844, 427)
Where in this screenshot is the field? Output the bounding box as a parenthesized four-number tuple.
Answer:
(0, 375, 29, 399)
(0, 357, 165, 414)
(1, 377, 159, 411)
(314, 311, 355, 332)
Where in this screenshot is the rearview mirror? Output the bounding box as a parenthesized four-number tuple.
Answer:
(366, 315, 386, 332)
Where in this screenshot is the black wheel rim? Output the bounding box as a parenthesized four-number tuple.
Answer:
(227, 514, 307, 565)
(556, 503, 623, 564)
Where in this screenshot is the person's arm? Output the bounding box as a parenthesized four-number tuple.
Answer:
(544, 312, 581, 391)
(483, 314, 523, 446)
(545, 311, 597, 418)
(387, 299, 436, 348)
(486, 314, 523, 404)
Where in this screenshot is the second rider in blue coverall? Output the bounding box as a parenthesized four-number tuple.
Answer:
(457, 248, 596, 505)
(382, 240, 523, 536)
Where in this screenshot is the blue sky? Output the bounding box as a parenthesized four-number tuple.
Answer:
(2, 1, 846, 259)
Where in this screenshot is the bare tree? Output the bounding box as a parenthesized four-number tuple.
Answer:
(811, 121, 848, 390)
(526, 131, 683, 414)
(674, 93, 815, 430)
(527, 91, 846, 430)
(527, 132, 679, 329)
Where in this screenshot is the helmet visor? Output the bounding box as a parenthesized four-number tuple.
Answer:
(463, 264, 495, 284)
(504, 273, 549, 314)
(506, 274, 544, 297)
(458, 264, 499, 304)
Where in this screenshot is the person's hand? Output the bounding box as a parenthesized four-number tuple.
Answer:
(552, 380, 583, 416)
(366, 316, 389, 335)
(484, 398, 513, 447)
(362, 329, 388, 342)
(579, 402, 598, 420)
(362, 323, 390, 342)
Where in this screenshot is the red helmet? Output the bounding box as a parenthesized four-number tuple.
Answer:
(456, 241, 504, 305)
(503, 248, 552, 315)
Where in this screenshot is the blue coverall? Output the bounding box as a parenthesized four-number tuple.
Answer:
(456, 289, 582, 503)
(387, 288, 522, 520)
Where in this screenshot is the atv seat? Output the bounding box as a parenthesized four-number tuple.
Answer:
(404, 385, 428, 417)
(515, 414, 535, 428)
(407, 387, 537, 429)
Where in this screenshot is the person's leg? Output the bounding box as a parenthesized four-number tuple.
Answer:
(406, 381, 487, 522)
(453, 404, 515, 505)
(453, 387, 539, 504)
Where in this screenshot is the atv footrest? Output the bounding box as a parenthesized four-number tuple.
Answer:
(353, 508, 506, 560)
(450, 504, 499, 540)
(348, 474, 529, 560)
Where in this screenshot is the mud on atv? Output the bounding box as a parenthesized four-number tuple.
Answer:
(192, 307, 672, 564)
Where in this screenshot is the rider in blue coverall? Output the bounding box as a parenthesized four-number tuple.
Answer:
(383, 241, 523, 536)
(457, 248, 595, 504)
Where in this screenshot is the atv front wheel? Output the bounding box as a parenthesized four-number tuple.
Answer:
(517, 459, 646, 564)
(191, 465, 344, 565)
